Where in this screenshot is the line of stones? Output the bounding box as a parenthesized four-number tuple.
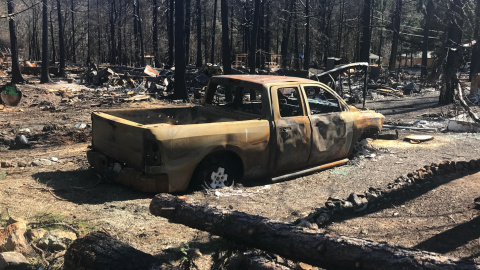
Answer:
(296, 159, 480, 229)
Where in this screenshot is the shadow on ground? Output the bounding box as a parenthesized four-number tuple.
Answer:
(33, 168, 151, 204)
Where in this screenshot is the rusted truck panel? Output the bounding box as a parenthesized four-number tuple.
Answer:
(88, 75, 384, 193)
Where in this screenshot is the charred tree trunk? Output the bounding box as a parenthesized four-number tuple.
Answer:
(249, 0, 260, 74)
(40, 0, 51, 83)
(210, 0, 218, 63)
(221, 0, 231, 74)
(167, 0, 174, 67)
(49, 10, 56, 65)
(71, 0, 75, 62)
(388, 0, 402, 71)
(109, 0, 116, 65)
(152, 0, 160, 67)
(360, 0, 371, 63)
(86, 0, 91, 65)
(150, 194, 480, 270)
(57, 0, 66, 77)
(64, 232, 162, 270)
(281, 0, 294, 69)
(294, 1, 300, 70)
(264, 1, 271, 55)
(440, 0, 466, 105)
(196, 0, 202, 67)
(304, 0, 310, 70)
(185, 0, 191, 65)
(174, 0, 188, 100)
(470, 0, 480, 80)
(138, 1, 145, 67)
(421, 0, 434, 78)
(134, 0, 140, 66)
(117, 0, 123, 65)
(7, 0, 25, 84)
(97, 0, 101, 63)
(336, 0, 344, 58)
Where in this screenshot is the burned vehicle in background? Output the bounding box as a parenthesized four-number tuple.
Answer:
(87, 75, 384, 193)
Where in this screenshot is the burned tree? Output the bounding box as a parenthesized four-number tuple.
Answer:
(440, 0, 466, 105)
(7, 0, 25, 84)
(249, 0, 260, 73)
(360, 0, 372, 63)
(40, 0, 51, 83)
(221, 0, 231, 74)
(281, 0, 294, 69)
(174, 0, 188, 100)
(388, 0, 402, 71)
(185, 0, 191, 64)
(420, 0, 434, 78)
(57, 0, 66, 77)
(196, 0, 202, 67)
(210, 0, 218, 63)
(152, 0, 160, 67)
(167, 0, 174, 67)
(304, 0, 310, 70)
(470, 0, 480, 80)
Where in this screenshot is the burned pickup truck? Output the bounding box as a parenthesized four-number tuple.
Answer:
(87, 75, 384, 193)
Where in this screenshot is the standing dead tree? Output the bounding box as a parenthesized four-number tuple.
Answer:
(150, 194, 479, 270)
(7, 0, 25, 84)
(440, 0, 466, 105)
(40, 0, 51, 83)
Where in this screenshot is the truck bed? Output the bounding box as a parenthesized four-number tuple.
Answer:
(102, 105, 259, 126)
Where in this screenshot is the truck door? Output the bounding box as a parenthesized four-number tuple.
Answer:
(272, 86, 312, 174)
(303, 84, 354, 166)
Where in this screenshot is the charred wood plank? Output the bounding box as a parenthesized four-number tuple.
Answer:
(150, 194, 479, 270)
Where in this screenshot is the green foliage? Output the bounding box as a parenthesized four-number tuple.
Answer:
(178, 244, 200, 270)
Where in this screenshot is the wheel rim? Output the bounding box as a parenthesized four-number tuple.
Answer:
(208, 167, 229, 188)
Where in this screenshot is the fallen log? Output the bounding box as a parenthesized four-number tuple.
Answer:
(150, 194, 480, 270)
(64, 231, 168, 270)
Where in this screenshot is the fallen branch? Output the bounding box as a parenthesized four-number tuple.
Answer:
(28, 222, 80, 237)
(31, 242, 49, 268)
(150, 194, 479, 270)
(456, 83, 480, 123)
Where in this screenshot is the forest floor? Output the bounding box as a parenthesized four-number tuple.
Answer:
(1, 78, 480, 269)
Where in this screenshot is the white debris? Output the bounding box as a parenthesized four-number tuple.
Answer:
(213, 185, 271, 197)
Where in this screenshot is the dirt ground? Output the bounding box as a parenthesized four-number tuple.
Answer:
(1, 80, 480, 269)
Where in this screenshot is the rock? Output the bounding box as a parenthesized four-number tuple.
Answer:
(341, 201, 353, 210)
(37, 230, 77, 251)
(468, 159, 476, 170)
(74, 123, 87, 129)
(325, 201, 335, 210)
(476, 159, 480, 169)
(14, 135, 28, 146)
(18, 128, 30, 134)
(0, 252, 29, 270)
(25, 228, 47, 242)
(0, 217, 30, 254)
(31, 159, 53, 166)
(16, 161, 26, 168)
(456, 161, 467, 171)
(49, 157, 59, 162)
(315, 213, 330, 225)
(348, 193, 363, 206)
(1, 161, 15, 168)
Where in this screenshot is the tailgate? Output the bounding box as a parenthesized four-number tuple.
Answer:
(91, 111, 146, 170)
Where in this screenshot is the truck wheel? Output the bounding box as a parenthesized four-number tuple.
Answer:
(194, 156, 239, 189)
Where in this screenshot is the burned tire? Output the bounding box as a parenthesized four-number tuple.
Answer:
(192, 154, 241, 190)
